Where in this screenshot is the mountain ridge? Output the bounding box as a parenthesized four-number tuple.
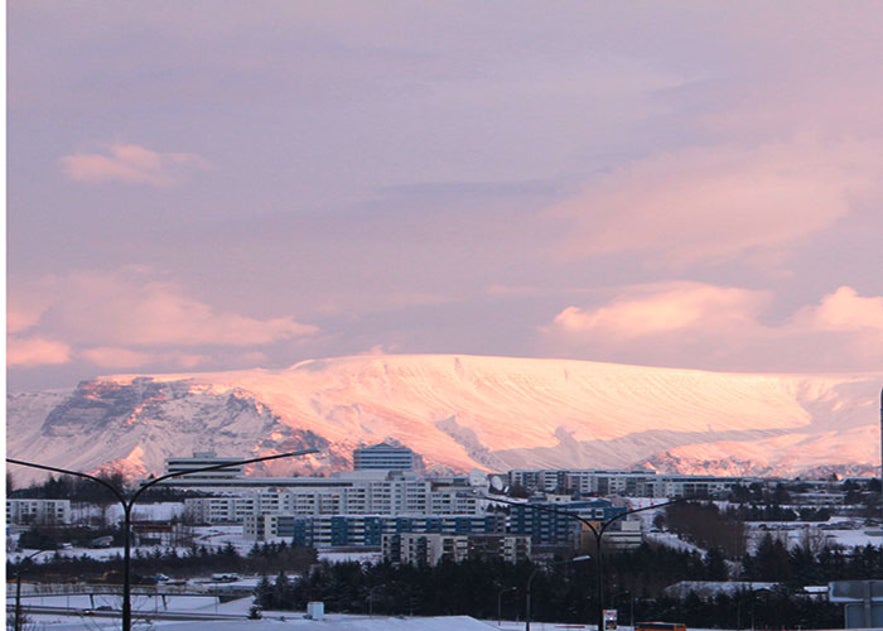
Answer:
(7, 354, 882, 484)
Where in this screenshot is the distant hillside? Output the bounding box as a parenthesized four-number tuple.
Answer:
(7, 354, 882, 484)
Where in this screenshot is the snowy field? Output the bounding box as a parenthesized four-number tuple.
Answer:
(14, 599, 850, 631)
(14, 593, 610, 630)
(10, 593, 820, 631)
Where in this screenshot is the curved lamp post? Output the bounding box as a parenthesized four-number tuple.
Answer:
(486, 493, 685, 631)
(526, 554, 591, 631)
(7, 448, 318, 631)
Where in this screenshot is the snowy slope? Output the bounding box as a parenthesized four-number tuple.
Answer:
(6, 354, 883, 483)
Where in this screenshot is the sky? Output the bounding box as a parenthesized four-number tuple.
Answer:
(7, 1, 883, 391)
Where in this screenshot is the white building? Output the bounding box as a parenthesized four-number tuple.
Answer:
(164, 451, 245, 484)
(7, 499, 72, 526)
(509, 468, 748, 499)
(353, 443, 419, 471)
(182, 470, 484, 524)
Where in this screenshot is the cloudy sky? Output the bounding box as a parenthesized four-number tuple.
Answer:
(7, 1, 883, 390)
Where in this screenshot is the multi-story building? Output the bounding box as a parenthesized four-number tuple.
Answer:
(564, 470, 657, 496)
(657, 474, 746, 498)
(353, 443, 419, 471)
(184, 469, 483, 524)
(7, 499, 72, 526)
(163, 451, 245, 484)
(509, 470, 566, 493)
(184, 495, 258, 524)
(382, 532, 531, 566)
(578, 518, 643, 551)
(508, 497, 627, 548)
(246, 513, 507, 545)
(508, 469, 749, 499)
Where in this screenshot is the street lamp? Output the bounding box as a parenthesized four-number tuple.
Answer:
(12, 549, 51, 631)
(525, 554, 591, 631)
(7, 448, 318, 631)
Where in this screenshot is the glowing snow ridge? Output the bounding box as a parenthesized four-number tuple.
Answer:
(6, 354, 883, 482)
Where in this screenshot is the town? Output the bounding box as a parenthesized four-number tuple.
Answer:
(8, 442, 883, 629)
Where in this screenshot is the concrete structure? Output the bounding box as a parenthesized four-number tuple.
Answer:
(653, 474, 744, 498)
(353, 443, 418, 471)
(830, 580, 883, 628)
(383, 531, 531, 566)
(579, 518, 643, 551)
(509, 468, 748, 499)
(6, 499, 71, 526)
(184, 495, 259, 524)
(508, 497, 628, 548)
(183, 470, 482, 524)
(164, 452, 245, 484)
(247, 513, 507, 545)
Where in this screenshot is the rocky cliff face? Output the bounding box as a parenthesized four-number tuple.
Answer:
(7, 354, 882, 484)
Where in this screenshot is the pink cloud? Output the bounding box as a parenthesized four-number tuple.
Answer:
(542, 283, 883, 373)
(7, 337, 71, 367)
(547, 139, 881, 268)
(60, 143, 211, 186)
(7, 304, 47, 335)
(549, 282, 769, 338)
(799, 286, 883, 333)
(42, 269, 319, 347)
(80, 347, 211, 370)
(6, 269, 320, 373)
(80, 347, 157, 369)
(238, 351, 270, 366)
(789, 287, 883, 361)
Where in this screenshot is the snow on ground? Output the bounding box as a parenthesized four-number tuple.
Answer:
(19, 594, 579, 630)
(80, 502, 187, 524)
(194, 524, 254, 556)
(644, 530, 705, 554)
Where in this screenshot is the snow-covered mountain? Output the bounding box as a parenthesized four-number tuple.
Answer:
(6, 354, 883, 484)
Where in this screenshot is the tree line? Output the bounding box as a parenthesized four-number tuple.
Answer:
(7, 472, 205, 504)
(253, 548, 844, 628)
(7, 540, 317, 584)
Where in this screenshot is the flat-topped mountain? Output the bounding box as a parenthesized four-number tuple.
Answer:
(7, 354, 882, 484)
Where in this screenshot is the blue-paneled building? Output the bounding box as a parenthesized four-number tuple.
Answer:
(262, 513, 507, 547)
(508, 497, 626, 546)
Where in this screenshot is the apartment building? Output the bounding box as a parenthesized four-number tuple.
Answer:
(382, 532, 531, 566)
(353, 442, 419, 471)
(508, 497, 627, 547)
(163, 451, 246, 485)
(7, 499, 71, 526)
(246, 513, 507, 545)
(184, 469, 482, 524)
(509, 468, 749, 499)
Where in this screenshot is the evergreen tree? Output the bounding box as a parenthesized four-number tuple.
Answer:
(271, 570, 292, 609)
(254, 575, 273, 609)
